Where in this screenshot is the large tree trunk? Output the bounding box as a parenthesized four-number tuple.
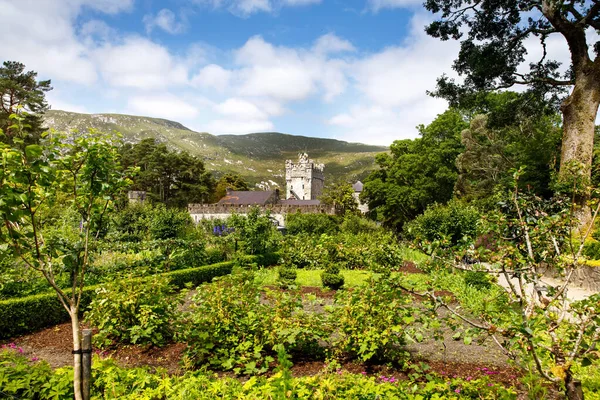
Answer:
(559, 68, 600, 231)
(71, 307, 84, 400)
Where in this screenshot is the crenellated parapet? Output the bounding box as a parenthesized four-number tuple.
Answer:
(285, 153, 325, 200)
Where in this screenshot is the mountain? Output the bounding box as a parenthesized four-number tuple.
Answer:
(44, 110, 387, 189)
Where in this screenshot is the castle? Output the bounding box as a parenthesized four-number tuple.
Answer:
(285, 153, 325, 201)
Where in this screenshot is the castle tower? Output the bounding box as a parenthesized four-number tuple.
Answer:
(285, 153, 324, 200)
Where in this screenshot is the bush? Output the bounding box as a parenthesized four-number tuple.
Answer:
(583, 239, 600, 260)
(332, 275, 419, 364)
(285, 213, 340, 235)
(404, 200, 480, 248)
(0, 260, 237, 339)
(181, 271, 328, 373)
(340, 214, 378, 234)
(85, 274, 182, 347)
(0, 346, 73, 400)
(149, 205, 193, 240)
(321, 263, 345, 290)
(277, 267, 297, 288)
(230, 207, 280, 255)
(464, 271, 492, 290)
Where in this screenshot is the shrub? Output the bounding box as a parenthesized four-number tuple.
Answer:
(277, 267, 297, 288)
(464, 271, 492, 290)
(230, 207, 280, 255)
(181, 271, 328, 373)
(0, 260, 236, 339)
(321, 263, 345, 290)
(85, 274, 182, 348)
(149, 205, 193, 240)
(404, 199, 480, 248)
(340, 214, 378, 234)
(181, 271, 273, 373)
(583, 239, 600, 260)
(332, 275, 419, 364)
(285, 213, 340, 235)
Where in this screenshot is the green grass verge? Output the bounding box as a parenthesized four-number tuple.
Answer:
(254, 268, 376, 288)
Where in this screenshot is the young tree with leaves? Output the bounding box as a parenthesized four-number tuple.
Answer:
(320, 181, 358, 215)
(0, 114, 130, 400)
(213, 173, 250, 202)
(425, 0, 600, 224)
(0, 61, 52, 144)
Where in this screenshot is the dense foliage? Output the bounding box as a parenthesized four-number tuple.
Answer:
(362, 109, 466, 231)
(0, 345, 520, 400)
(120, 138, 215, 207)
(85, 275, 182, 348)
(0, 61, 52, 145)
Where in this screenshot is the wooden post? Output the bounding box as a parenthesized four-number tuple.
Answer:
(81, 329, 93, 400)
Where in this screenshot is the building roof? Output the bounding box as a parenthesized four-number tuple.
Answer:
(280, 199, 321, 206)
(217, 190, 277, 205)
(352, 181, 364, 192)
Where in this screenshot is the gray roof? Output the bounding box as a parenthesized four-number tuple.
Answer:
(218, 190, 276, 205)
(352, 181, 364, 192)
(280, 199, 321, 206)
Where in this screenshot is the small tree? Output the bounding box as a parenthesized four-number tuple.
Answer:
(0, 114, 130, 400)
(429, 175, 600, 400)
(320, 181, 358, 215)
(0, 61, 52, 144)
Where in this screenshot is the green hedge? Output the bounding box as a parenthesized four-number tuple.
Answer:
(0, 260, 240, 339)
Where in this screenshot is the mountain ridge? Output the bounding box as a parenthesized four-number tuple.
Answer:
(44, 110, 387, 188)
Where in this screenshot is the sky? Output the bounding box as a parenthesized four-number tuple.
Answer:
(0, 0, 591, 145)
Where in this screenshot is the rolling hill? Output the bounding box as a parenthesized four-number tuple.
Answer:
(44, 110, 387, 189)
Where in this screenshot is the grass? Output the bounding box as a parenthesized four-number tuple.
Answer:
(254, 268, 377, 288)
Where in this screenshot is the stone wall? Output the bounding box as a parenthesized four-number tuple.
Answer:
(188, 203, 336, 227)
(544, 266, 600, 292)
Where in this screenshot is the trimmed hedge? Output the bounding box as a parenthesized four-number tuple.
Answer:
(0, 260, 238, 339)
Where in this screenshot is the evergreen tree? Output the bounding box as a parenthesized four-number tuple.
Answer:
(0, 61, 52, 144)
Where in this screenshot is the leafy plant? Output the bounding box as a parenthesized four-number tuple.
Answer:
(230, 207, 280, 255)
(321, 263, 345, 290)
(464, 271, 492, 290)
(331, 275, 422, 364)
(85, 274, 182, 347)
(277, 266, 297, 288)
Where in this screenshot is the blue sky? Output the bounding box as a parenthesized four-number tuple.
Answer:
(0, 0, 583, 145)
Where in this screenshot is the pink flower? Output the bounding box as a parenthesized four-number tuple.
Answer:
(454, 388, 461, 393)
(361, 371, 367, 375)
(30, 357, 39, 362)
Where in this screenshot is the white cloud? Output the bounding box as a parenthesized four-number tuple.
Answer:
(313, 33, 356, 55)
(329, 97, 448, 145)
(93, 37, 189, 90)
(127, 94, 199, 120)
(0, 0, 98, 85)
(191, 64, 232, 92)
(215, 98, 269, 120)
(193, 0, 320, 16)
(143, 9, 186, 34)
(367, 0, 424, 12)
(281, 0, 322, 6)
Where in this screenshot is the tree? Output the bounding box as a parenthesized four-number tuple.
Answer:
(213, 173, 250, 202)
(455, 92, 563, 201)
(320, 181, 358, 215)
(120, 138, 215, 207)
(424, 0, 600, 223)
(0, 114, 130, 400)
(0, 61, 52, 143)
(427, 181, 600, 400)
(362, 109, 467, 231)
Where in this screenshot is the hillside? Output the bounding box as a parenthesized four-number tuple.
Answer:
(44, 110, 387, 188)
